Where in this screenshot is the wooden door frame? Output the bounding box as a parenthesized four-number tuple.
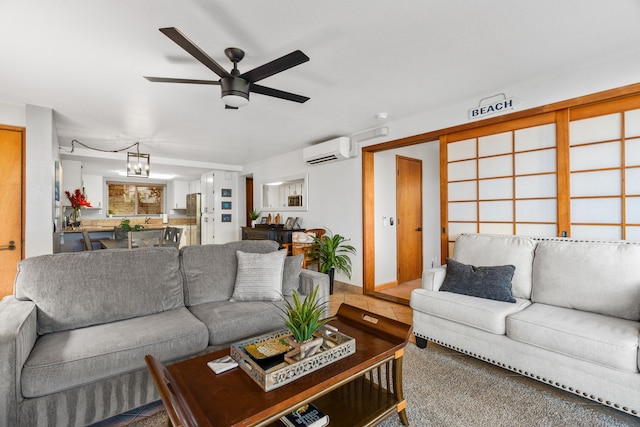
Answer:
(1, 124, 26, 258)
(0, 125, 26, 297)
(362, 82, 640, 297)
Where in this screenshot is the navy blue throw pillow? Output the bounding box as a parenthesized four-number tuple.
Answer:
(440, 258, 516, 303)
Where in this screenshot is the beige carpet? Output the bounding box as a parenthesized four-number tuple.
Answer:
(129, 343, 638, 427)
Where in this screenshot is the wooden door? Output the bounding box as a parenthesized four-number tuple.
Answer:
(246, 177, 254, 226)
(0, 126, 25, 298)
(396, 155, 423, 283)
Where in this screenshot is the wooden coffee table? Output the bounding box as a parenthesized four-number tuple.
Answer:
(146, 303, 413, 427)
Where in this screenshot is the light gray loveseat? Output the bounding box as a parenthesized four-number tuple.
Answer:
(0, 240, 329, 426)
(411, 233, 640, 418)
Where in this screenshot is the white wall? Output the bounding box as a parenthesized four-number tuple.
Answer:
(244, 149, 363, 285)
(0, 102, 56, 257)
(245, 52, 640, 288)
(374, 142, 440, 285)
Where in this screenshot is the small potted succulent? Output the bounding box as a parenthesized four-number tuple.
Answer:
(281, 285, 333, 362)
(248, 209, 260, 227)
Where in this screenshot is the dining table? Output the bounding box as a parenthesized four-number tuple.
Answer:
(99, 239, 129, 249)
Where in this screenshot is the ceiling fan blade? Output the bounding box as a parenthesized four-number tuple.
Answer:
(144, 76, 221, 85)
(251, 84, 309, 103)
(225, 105, 239, 110)
(159, 27, 231, 78)
(240, 50, 309, 83)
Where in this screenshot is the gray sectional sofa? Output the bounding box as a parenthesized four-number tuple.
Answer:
(411, 233, 640, 418)
(0, 240, 329, 426)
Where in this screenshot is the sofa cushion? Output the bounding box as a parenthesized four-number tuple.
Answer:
(452, 234, 536, 300)
(410, 288, 531, 335)
(231, 250, 286, 301)
(188, 300, 287, 346)
(507, 303, 640, 372)
(180, 240, 280, 306)
(440, 258, 516, 303)
(531, 240, 640, 321)
(14, 247, 184, 335)
(283, 255, 303, 296)
(21, 307, 208, 398)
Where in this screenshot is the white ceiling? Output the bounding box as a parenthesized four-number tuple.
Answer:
(2, 1, 640, 180)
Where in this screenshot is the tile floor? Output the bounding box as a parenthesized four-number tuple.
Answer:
(93, 281, 640, 426)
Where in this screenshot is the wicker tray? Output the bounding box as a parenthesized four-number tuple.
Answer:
(230, 326, 356, 391)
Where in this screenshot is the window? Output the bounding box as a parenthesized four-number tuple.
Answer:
(107, 182, 165, 215)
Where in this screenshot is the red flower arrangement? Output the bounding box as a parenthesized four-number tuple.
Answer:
(65, 189, 92, 209)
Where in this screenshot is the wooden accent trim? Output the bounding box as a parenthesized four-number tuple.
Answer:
(439, 135, 448, 261)
(570, 93, 640, 121)
(362, 150, 375, 294)
(375, 281, 399, 290)
(556, 109, 571, 237)
(446, 112, 555, 142)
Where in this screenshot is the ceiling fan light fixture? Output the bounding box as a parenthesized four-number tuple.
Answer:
(221, 76, 250, 107)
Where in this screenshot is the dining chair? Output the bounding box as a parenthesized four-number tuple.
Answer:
(162, 226, 183, 248)
(128, 230, 164, 249)
(114, 227, 128, 240)
(81, 229, 93, 251)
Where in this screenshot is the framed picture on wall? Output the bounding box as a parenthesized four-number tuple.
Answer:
(221, 214, 232, 222)
(221, 201, 232, 210)
(221, 188, 232, 197)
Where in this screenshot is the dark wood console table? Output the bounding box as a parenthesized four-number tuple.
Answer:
(241, 225, 303, 247)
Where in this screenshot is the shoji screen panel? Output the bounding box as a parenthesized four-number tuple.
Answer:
(446, 119, 557, 251)
(569, 108, 640, 240)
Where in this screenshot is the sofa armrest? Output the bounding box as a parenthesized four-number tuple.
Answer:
(0, 296, 37, 426)
(298, 269, 331, 318)
(422, 265, 447, 291)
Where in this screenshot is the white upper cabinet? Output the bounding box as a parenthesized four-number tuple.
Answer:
(171, 180, 189, 210)
(82, 174, 103, 209)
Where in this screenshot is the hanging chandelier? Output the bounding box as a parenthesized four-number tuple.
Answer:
(126, 145, 150, 178)
(70, 139, 150, 178)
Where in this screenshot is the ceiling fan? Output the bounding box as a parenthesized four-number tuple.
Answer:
(144, 27, 310, 109)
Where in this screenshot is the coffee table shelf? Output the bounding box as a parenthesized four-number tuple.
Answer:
(269, 366, 401, 427)
(146, 303, 413, 427)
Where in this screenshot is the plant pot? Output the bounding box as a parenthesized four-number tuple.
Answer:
(327, 267, 335, 295)
(284, 335, 324, 364)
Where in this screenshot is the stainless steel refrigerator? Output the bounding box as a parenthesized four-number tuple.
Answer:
(185, 193, 201, 245)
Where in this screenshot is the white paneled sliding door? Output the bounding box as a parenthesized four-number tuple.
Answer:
(445, 118, 557, 252)
(569, 108, 640, 240)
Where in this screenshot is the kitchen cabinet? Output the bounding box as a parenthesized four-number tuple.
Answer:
(201, 214, 215, 244)
(189, 179, 201, 194)
(170, 180, 189, 210)
(61, 160, 83, 205)
(82, 174, 103, 209)
(201, 172, 215, 214)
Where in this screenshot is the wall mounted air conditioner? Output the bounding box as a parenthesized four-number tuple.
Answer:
(303, 137, 356, 165)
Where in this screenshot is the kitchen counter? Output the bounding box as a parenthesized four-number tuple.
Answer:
(60, 225, 167, 233)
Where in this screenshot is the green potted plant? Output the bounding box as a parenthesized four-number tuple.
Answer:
(119, 218, 144, 232)
(281, 285, 333, 362)
(248, 209, 260, 227)
(310, 230, 357, 294)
